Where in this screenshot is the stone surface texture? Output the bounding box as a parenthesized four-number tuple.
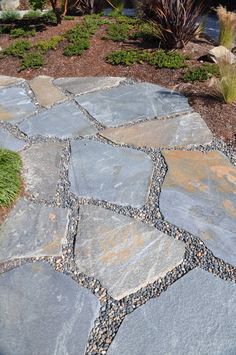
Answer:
(0, 0, 19, 10)
(20, 141, 65, 201)
(69, 139, 153, 207)
(0, 127, 26, 151)
(108, 268, 236, 355)
(75, 205, 185, 299)
(76, 83, 190, 127)
(0, 86, 37, 122)
(29, 76, 67, 108)
(54, 76, 126, 95)
(18, 101, 97, 138)
(0, 262, 100, 355)
(160, 150, 236, 266)
(0, 75, 24, 88)
(101, 112, 213, 148)
(0, 199, 69, 261)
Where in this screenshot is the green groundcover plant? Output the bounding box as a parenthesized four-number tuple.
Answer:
(0, 149, 22, 207)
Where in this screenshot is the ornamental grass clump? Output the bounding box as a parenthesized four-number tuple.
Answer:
(210, 58, 236, 104)
(0, 149, 22, 207)
(140, 0, 205, 49)
(216, 5, 236, 50)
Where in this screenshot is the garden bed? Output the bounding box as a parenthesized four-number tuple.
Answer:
(0, 14, 235, 147)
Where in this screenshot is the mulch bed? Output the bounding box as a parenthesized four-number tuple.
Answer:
(0, 18, 235, 148)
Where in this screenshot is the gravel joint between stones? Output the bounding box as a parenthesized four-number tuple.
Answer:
(0, 75, 236, 355)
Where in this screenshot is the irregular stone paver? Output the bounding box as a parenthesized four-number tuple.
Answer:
(69, 139, 153, 207)
(18, 101, 98, 138)
(159, 150, 236, 266)
(107, 268, 236, 355)
(29, 75, 67, 108)
(0, 127, 26, 151)
(0, 198, 69, 262)
(76, 83, 190, 127)
(0, 75, 24, 88)
(20, 141, 66, 201)
(0, 262, 100, 355)
(101, 112, 213, 148)
(75, 205, 185, 300)
(54, 76, 126, 95)
(0, 86, 37, 123)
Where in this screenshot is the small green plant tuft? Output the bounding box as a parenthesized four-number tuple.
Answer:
(3, 40, 31, 57)
(22, 10, 42, 20)
(104, 22, 132, 42)
(216, 5, 236, 50)
(63, 38, 89, 56)
(148, 50, 186, 69)
(1, 10, 21, 21)
(10, 28, 36, 38)
(20, 51, 44, 70)
(183, 64, 219, 82)
(41, 10, 57, 24)
(63, 15, 75, 21)
(106, 49, 149, 65)
(0, 148, 22, 207)
(36, 36, 63, 53)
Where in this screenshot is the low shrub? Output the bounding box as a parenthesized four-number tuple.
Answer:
(63, 38, 89, 56)
(0, 148, 22, 207)
(63, 15, 75, 20)
(10, 28, 36, 38)
(22, 10, 42, 20)
(20, 51, 44, 70)
(3, 40, 31, 57)
(183, 64, 219, 82)
(148, 50, 186, 68)
(1, 10, 21, 21)
(36, 36, 63, 53)
(105, 22, 133, 41)
(106, 49, 149, 65)
(41, 10, 57, 24)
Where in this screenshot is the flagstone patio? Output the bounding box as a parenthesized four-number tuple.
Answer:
(0, 75, 236, 355)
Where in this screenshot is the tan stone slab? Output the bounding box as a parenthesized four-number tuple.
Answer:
(0, 75, 24, 88)
(160, 150, 236, 266)
(0, 105, 13, 121)
(101, 112, 213, 148)
(29, 75, 67, 108)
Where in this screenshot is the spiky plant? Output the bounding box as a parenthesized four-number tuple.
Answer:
(210, 57, 236, 104)
(216, 5, 236, 50)
(140, 0, 206, 49)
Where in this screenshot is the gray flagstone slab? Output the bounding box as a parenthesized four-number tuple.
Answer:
(0, 262, 100, 355)
(69, 139, 153, 207)
(18, 101, 98, 139)
(75, 205, 185, 300)
(20, 141, 66, 201)
(75, 83, 190, 127)
(54, 76, 126, 95)
(0, 127, 26, 151)
(0, 86, 37, 123)
(108, 268, 236, 355)
(0, 198, 69, 262)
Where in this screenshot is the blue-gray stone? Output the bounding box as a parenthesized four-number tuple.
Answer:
(18, 101, 97, 139)
(0, 86, 37, 123)
(0, 262, 100, 355)
(76, 83, 190, 127)
(108, 268, 236, 355)
(0, 198, 69, 262)
(69, 139, 153, 207)
(54, 76, 126, 95)
(0, 127, 26, 151)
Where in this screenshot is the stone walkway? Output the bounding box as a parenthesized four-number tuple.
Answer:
(0, 75, 236, 355)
